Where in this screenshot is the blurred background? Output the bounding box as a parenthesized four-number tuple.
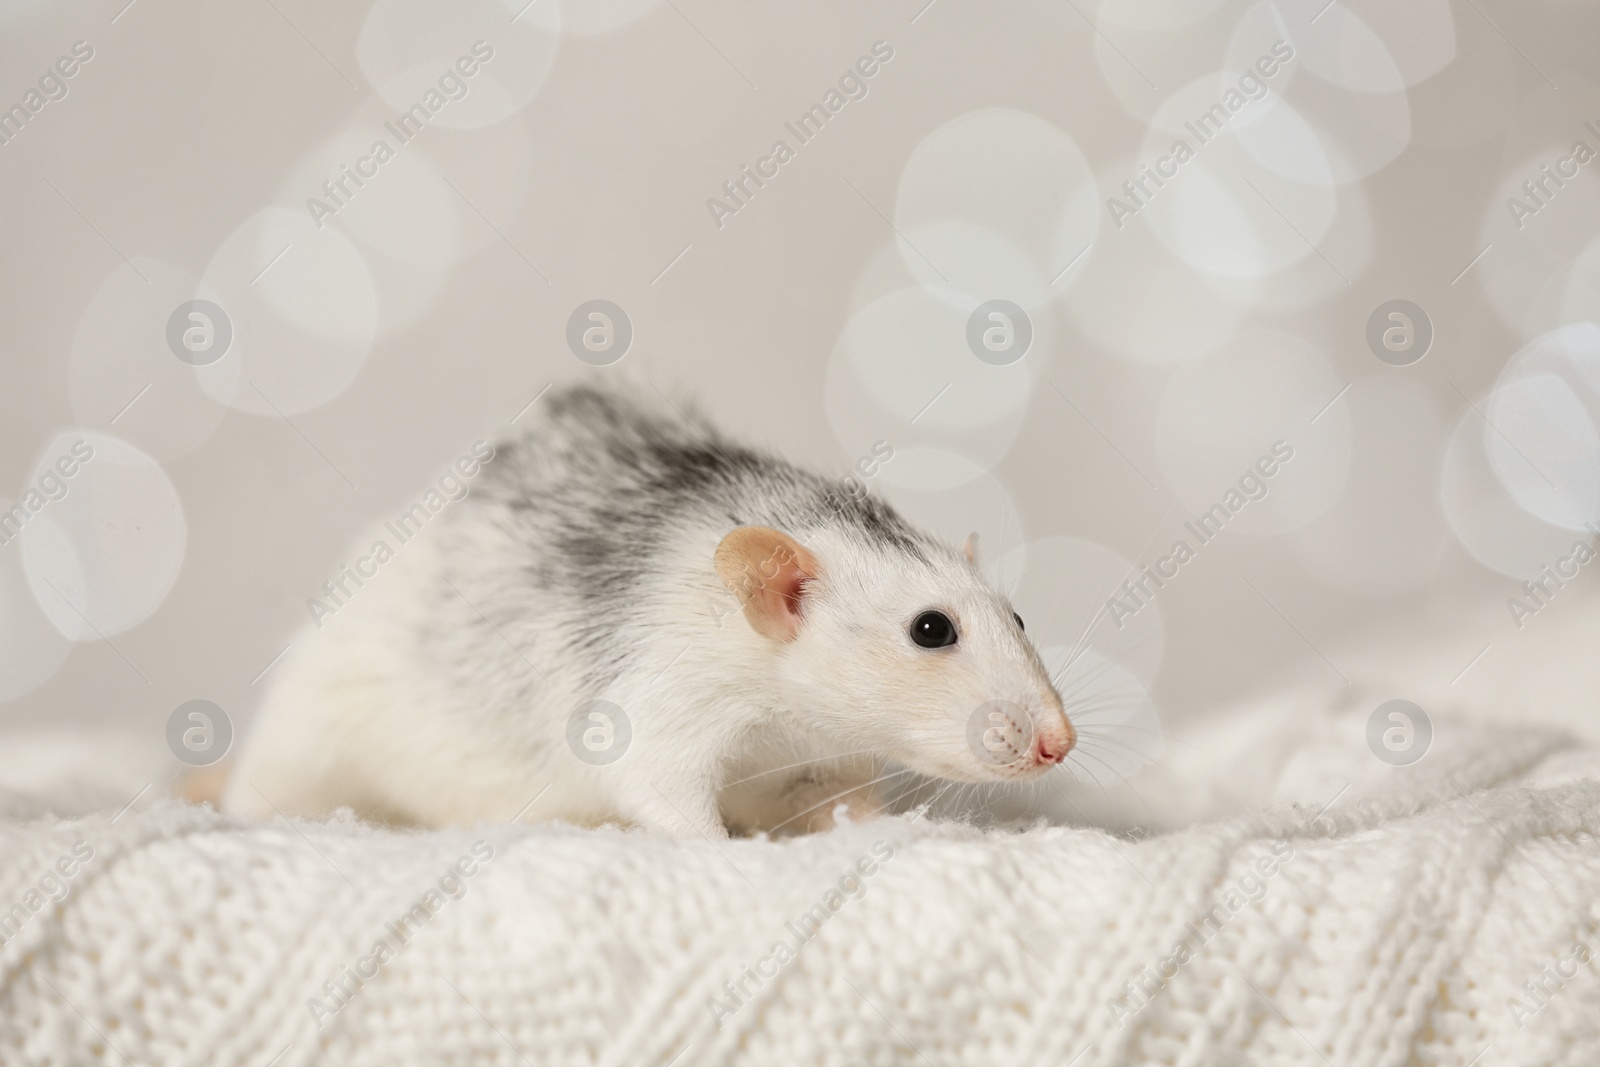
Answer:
(2, 0, 1598, 811)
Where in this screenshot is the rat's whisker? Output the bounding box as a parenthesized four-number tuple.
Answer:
(721, 748, 882, 789)
(1072, 743, 1184, 792)
(913, 778, 959, 819)
(1056, 620, 1157, 687)
(1062, 751, 1111, 796)
(1077, 720, 1216, 759)
(1055, 652, 1123, 692)
(1069, 743, 1139, 786)
(868, 780, 923, 819)
(1072, 735, 1181, 780)
(864, 771, 934, 818)
(1065, 703, 1156, 726)
(1072, 730, 1158, 762)
(1066, 743, 1163, 811)
(1065, 750, 1167, 824)
(766, 767, 916, 834)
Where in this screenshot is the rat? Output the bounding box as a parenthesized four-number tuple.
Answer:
(222, 382, 1076, 837)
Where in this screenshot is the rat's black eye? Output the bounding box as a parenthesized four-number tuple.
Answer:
(910, 610, 957, 649)
(1013, 612, 1025, 631)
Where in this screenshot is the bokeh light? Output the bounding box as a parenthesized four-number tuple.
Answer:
(69, 259, 231, 462)
(990, 536, 1165, 685)
(558, 0, 662, 35)
(1476, 151, 1600, 343)
(356, 0, 562, 131)
(825, 286, 1038, 478)
(1483, 323, 1600, 531)
(1058, 168, 1256, 366)
(199, 207, 379, 416)
(19, 431, 187, 642)
(1140, 74, 1339, 279)
(893, 108, 1099, 307)
(1155, 330, 1352, 534)
(1228, 1, 1413, 183)
(1337, 0, 1456, 87)
(0, 508, 73, 702)
(1288, 376, 1452, 594)
(873, 446, 1027, 566)
(1440, 398, 1584, 580)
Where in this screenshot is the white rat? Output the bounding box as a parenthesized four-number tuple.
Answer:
(223, 382, 1075, 837)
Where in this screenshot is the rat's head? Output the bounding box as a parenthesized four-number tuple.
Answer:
(714, 523, 1075, 783)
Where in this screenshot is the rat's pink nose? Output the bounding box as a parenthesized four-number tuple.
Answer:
(1036, 721, 1076, 765)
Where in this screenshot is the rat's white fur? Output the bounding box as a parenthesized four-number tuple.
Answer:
(223, 385, 1073, 837)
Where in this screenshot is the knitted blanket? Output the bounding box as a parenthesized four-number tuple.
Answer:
(2, 706, 1598, 1067)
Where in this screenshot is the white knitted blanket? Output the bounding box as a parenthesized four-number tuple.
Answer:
(3, 706, 1599, 1067)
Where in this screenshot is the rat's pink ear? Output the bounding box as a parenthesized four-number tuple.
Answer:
(962, 532, 979, 565)
(714, 526, 819, 642)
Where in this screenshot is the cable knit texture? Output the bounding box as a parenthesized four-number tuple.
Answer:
(2, 711, 1599, 1067)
